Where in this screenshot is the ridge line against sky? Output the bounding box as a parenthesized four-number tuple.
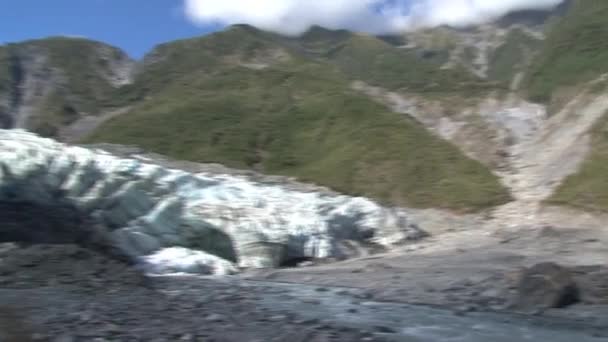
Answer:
(184, 0, 566, 35)
(1, 0, 565, 58)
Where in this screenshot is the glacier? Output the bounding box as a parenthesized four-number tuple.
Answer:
(0, 129, 426, 274)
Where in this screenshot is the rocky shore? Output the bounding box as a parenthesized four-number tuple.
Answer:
(1, 241, 606, 342)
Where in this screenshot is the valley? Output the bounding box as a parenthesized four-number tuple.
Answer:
(1, 0, 608, 341)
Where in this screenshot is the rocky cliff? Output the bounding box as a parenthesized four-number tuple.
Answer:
(0, 37, 134, 136)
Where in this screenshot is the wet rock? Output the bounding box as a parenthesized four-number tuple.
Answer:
(297, 261, 315, 267)
(53, 335, 75, 342)
(314, 324, 334, 331)
(454, 305, 477, 316)
(538, 225, 560, 238)
(480, 288, 502, 298)
(32, 333, 48, 341)
(179, 334, 194, 341)
(354, 291, 374, 300)
(515, 262, 580, 310)
(269, 315, 288, 322)
(295, 318, 320, 325)
(373, 326, 397, 334)
(204, 313, 225, 322)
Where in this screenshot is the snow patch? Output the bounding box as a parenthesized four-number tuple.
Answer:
(140, 247, 238, 275)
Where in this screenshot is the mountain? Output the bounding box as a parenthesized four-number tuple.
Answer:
(0, 37, 134, 136)
(524, 0, 608, 212)
(2, 0, 608, 214)
(86, 26, 510, 212)
(523, 0, 608, 103)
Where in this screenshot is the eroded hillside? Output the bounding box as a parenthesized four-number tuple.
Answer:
(87, 26, 509, 211)
(3, 0, 608, 214)
(0, 37, 134, 136)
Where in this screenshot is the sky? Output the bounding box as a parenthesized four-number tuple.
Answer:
(1, 0, 565, 59)
(0, 0, 217, 59)
(185, 0, 565, 35)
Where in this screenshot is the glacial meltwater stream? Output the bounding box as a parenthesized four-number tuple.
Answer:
(158, 275, 607, 342)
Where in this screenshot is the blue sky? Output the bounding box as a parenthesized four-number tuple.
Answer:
(0, 0, 219, 59)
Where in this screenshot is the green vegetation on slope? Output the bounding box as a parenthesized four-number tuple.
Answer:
(296, 26, 354, 55)
(524, 0, 608, 103)
(0, 46, 11, 127)
(238, 25, 495, 95)
(549, 111, 608, 211)
(119, 25, 292, 104)
(0, 47, 10, 94)
(27, 91, 82, 137)
(302, 31, 494, 94)
(488, 28, 540, 85)
(0, 37, 132, 136)
(88, 60, 510, 211)
(26, 37, 125, 113)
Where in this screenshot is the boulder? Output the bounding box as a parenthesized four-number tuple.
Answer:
(515, 262, 580, 310)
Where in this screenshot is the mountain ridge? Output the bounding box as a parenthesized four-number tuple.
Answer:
(1, 0, 607, 213)
(0, 37, 133, 135)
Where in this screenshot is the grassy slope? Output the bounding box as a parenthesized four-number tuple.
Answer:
(549, 111, 608, 211)
(310, 32, 494, 95)
(524, 0, 608, 103)
(488, 28, 540, 85)
(88, 33, 510, 211)
(117, 26, 290, 104)
(261, 26, 497, 95)
(38, 38, 119, 110)
(536, 1, 608, 211)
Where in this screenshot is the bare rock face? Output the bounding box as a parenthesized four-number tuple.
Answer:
(0, 38, 135, 137)
(515, 262, 580, 310)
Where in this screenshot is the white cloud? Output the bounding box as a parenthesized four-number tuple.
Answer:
(184, 0, 565, 35)
(405, 0, 565, 28)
